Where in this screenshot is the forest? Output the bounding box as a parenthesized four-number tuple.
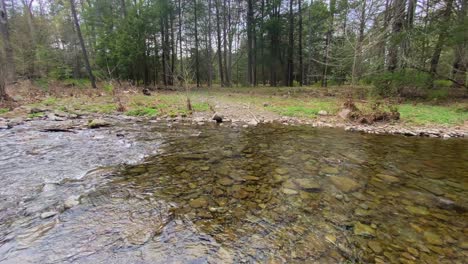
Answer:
(0, 0, 466, 97)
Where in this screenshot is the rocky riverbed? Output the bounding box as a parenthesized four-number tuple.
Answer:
(0, 117, 467, 263)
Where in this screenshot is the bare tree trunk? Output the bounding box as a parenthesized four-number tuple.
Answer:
(178, 0, 183, 78)
(286, 0, 294, 87)
(430, 0, 454, 76)
(222, 0, 230, 86)
(194, 0, 200, 87)
(160, 17, 168, 86)
(207, 0, 213, 87)
(0, 59, 6, 101)
(247, 0, 254, 86)
(452, 0, 467, 87)
(120, 0, 126, 17)
(70, 0, 96, 88)
(387, 0, 405, 72)
(0, 0, 15, 81)
(215, 0, 224, 86)
(170, 11, 176, 85)
(352, 0, 366, 85)
(298, 0, 303, 86)
(322, 0, 335, 87)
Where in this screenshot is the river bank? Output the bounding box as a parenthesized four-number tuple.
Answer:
(1, 82, 467, 138)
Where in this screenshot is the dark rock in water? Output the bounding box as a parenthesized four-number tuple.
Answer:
(142, 88, 151, 96)
(212, 113, 223, 123)
(0, 121, 10, 129)
(116, 133, 125, 138)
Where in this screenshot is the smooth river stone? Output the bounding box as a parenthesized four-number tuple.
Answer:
(368, 241, 383, 253)
(375, 173, 400, 183)
(189, 197, 208, 208)
(219, 177, 234, 186)
(329, 176, 362, 193)
(354, 222, 376, 237)
(405, 205, 429, 215)
(293, 178, 322, 192)
(423, 231, 443, 245)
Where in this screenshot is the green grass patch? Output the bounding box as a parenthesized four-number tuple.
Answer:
(28, 112, 45, 118)
(399, 104, 468, 125)
(268, 105, 321, 118)
(41, 97, 58, 106)
(192, 102, 210, 112)
(125, 107, 159, 117)
(0, 108, 9, 115)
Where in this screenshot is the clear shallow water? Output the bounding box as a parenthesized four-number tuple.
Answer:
(0, 120, 467, 263)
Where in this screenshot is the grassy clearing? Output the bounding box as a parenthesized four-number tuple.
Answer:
(8, 83, 467, 126)
(0, 108, 9, 115)
(398, 104, 468, 125)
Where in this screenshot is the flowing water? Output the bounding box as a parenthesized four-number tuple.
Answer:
(0, 119, 467, 263)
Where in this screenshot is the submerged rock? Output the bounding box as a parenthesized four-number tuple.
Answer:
(189, 197, 208, 208)
(218, 177, 234, 186)
(405, 205, 429, 215)
(293, 178, 321, 192)
(368, 241, 383, 253)
(329, 176, 362, 193)
(282, 188, 298, 195)
(64, 195, 80, 209)
(40, 211, 58, 219)
(423, 231, 443, 245)
(354, 222, 375, 237)
(375, 173, 400, 183)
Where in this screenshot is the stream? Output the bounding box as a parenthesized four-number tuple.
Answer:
(0, 119, 467, 263)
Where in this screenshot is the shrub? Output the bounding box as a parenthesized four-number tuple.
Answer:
(371, 69, 431, 97)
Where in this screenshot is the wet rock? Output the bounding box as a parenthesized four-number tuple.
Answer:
(200, 166, 210, 171)
(329, 176, 362, 193)
(282, 188, 298, 195)
(407, 247, 419, 257)
(368, 241, 383, 253)
(212, 113, 223, 123)
(275, 168, 288, 175)
(219, 177, 234, 186)
(458, 241, 468, 249)
(353, 222, 376, 237)
(189, 197, 208, 208)
(40, 211, 58, 219)
(64, 195, 80, 209)
(405, 205, 429, 215)
(0, 121, 10, 129)
(293, 178, 321, 192)
(88, 119, 110, 128)
(321, 167, 339, 174)
(243, 175, 260, 181)
(354, 208, 370, 216)
(232, 189, 249, 199)
(375, 173, 400, 183)
(325, 234, 336, 244)
(423, 231, 443, 245)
